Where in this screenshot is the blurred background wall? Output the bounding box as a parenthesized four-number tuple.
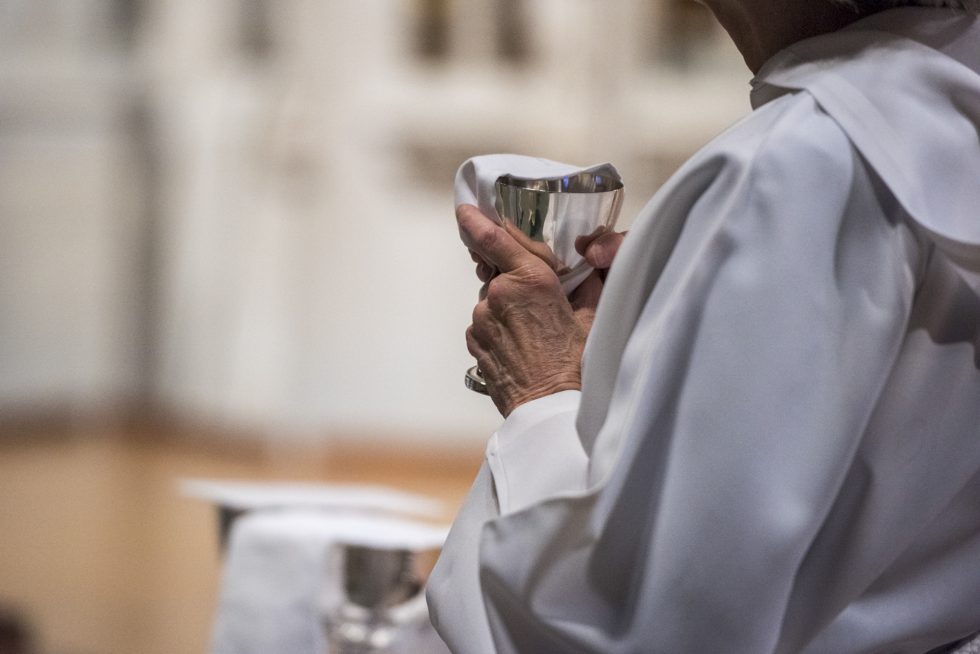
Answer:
(0, 0, 747, 444)
(0, 2, 754, 652)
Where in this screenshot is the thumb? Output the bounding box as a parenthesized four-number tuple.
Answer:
(584, 231, 626, 270)
(457, 204, 539, 274)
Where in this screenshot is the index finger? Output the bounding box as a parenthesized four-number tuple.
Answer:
(456, 204, 540, 274)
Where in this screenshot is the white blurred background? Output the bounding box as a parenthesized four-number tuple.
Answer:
(0, 1, 749, 652)
(0, 0, 749, 445)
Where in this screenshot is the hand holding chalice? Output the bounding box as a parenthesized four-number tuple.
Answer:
(454, 157, 624, 397)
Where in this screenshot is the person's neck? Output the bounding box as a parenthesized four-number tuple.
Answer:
(705, 0, 867, 73)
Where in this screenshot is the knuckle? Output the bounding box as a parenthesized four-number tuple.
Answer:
(471, 301, 490, 325)
(524, 266, 560, 292)
(485, 267, 558, 310)
(465, 326, 479, 355)
(485, 278, 509, 309)
(472, 304, 499, 342)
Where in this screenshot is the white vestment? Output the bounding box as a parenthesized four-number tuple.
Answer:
(428, 8, 980, 653)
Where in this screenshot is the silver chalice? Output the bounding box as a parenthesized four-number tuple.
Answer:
(465, 168, 625, 395)
(320, 542, 441, 653)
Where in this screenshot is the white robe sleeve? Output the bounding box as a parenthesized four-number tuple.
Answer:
(427, 392, 589, 651)
(430, 95, 923, 653)
(487, 390, 589, 515)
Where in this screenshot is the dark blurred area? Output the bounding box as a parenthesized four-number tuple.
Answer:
(0, 608, 34, 654)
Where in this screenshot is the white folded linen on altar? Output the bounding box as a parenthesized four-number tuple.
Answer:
(210, 509, 450, 654)
(454, 154, 620, 293)
(181, 479, 445, 518)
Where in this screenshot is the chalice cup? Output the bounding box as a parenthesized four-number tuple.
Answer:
(320, 542, 441, 653)
(465, 168, 625, 395)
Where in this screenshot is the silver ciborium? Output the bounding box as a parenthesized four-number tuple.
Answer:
(320, 542, 441, 653)
(465, 167, 625, 395)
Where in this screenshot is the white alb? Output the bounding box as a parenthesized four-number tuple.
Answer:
(430, 8, 980, 653)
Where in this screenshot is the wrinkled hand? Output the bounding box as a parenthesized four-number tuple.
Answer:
(459, 204, 621, 416)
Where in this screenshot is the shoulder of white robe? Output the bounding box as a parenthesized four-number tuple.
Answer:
(750, 8, 980, 271)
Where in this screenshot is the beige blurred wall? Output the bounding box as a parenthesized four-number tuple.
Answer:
(0, 1, 145, 413)
(0, 0, 750, 445)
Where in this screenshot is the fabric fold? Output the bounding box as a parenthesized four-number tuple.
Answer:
(751, 8, 980, 269)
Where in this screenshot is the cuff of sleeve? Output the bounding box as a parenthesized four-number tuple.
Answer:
(486, 390, 588, 515)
